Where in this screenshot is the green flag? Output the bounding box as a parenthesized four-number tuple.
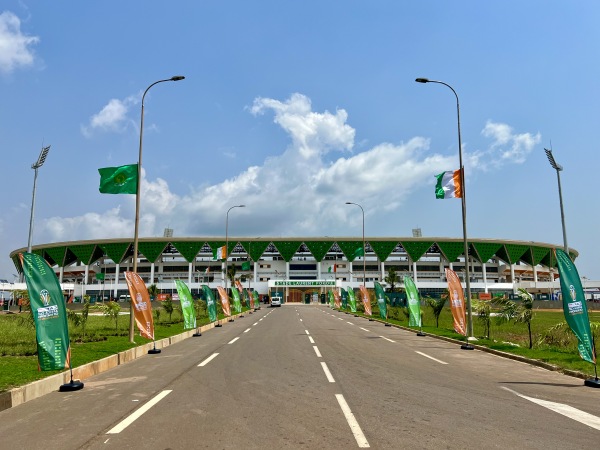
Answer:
(95, 272, 105, 281)
(231, 288, 242, 314)
(374, 281, 388, 320)
(252, 290, 259, 309)
(347, 288, 357, 313)
(328, 290, 335, 307)
(556, 249, 596, 364)
(341, 288, 348, 309)
(404, 276, 422, 327)
(353, 247, 364, 259)
(175, 280, 196, 330)
(98, 164, 138, 194)
(202, 285, 217, 323)
(20, 252, 71, 371)
(242, 261, 251, 271)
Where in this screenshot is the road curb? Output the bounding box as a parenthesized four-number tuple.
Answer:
(0, 313, 244, 411)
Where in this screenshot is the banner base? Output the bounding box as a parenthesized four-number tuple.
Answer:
(460, 343, 475, 350)
(215, 323, 222, 327)
(417, 332, 426, 336)
(584, 378, 600, 388)
(385, 323, 391, 327)
(193, 332, 202, 337)
(148, 348, 161, 354)
(228, 319, 234, 322)
(59, 380, 84, 392)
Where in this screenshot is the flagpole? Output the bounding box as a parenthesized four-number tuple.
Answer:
(130, 76, 184, 343)
(225, 205, 245, 322)
(415, 77, 474, 349)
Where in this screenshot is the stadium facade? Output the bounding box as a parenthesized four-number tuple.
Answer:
(9, 237, 575, 302)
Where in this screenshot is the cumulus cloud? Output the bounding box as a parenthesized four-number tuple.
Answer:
(251, 93, 355, 159)
(481, 120, 541, 166)
(81, 95, 138, 137)
(39, 94, 540, 244)
(0, 11, 40, 74)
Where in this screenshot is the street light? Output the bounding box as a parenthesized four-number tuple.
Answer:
(345, 202, 366, 288)
(27, 145, 51, 254)
(544, 148, 569, 255)
(415, 77, 474, 348)
(225, 204, 245, 298)
(130, 75, 184, 343)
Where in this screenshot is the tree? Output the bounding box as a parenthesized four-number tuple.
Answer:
(162, 295, 175, 323)
(148, 284, 159, 301)
(96, 301, 121, 332)
(473, 299, 492, 339)
(384, 267, 399, 292)
(425, 294, 447, 328)
(494, 288, 535, 349)
(226, 265, 237, 287)
(67, 295, 91, 340)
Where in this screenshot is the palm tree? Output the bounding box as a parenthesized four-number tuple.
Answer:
(384, 267, 399, 292)
(425, 296, 447, 328)
(227, 265, 237, 289)
(473, 299, 492, 339)
(148, 284, 159, 301)
(494, 288, 534, 349)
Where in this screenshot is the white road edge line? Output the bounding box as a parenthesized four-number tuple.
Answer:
(313, 346, 322, 357)
(308, 336, 315, 344)
(501, 387, 600, 431)
(379, 336, 395, 343)
(107, 390, 172, 434)
(198, 353, 220, 367)
(415, 351, 448, 365)
(335, 394, 370, 448)
(228, 337, 240, 344)
(321, 362, 336, 383)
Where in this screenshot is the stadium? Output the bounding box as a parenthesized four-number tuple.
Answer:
(8, 236, 575, 303)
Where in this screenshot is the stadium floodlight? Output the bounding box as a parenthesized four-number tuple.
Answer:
(544, 148, 568, 254)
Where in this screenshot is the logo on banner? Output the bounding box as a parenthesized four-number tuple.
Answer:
(40, 289, 51, 306)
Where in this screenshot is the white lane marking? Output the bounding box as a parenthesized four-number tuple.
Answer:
(321, 362, 336, 383)
(252, 322, 258, 326)
(228, 337, 240, 344)
(415, 351, 448, 365)
(338, 318, 344, 321)
(347, 322, 354, 325)
(313, 346, 322, 357)
(359, 327, 370, 332)
(244, 328, 251, 333)
(300, 319, 303, 322)
(107, 390, 172, 434)
(198, 353, 219, 367)
(305, 330, 310, 335)
(308, 336, 315, 344)
(379, 336, 395, 343)
(335, 394, 370, 448)
(502, 387, 600, 430)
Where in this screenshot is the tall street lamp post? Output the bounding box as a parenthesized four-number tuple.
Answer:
(415, 77, 474, 348)
(130, 76, 184, 343)
(544, 148, 569, 255)
(27, 145, 51, 254)
(225, 204, 245, 297)
(345, 202, 366, 287)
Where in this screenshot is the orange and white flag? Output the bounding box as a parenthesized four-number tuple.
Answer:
(359, 285, 372, 316)
(124, 272, 154, 340)
(216, 286, 231, 317)
(445, 268, 466, 336)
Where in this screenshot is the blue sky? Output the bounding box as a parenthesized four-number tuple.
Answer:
(1, 1, 599, 281)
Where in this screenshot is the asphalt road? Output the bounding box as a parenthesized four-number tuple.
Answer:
(1, 305, 599, 449)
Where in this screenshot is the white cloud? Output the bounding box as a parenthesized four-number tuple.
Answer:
(81, 95, 138, 137)
(481, 120, 541, 165)
(0, 11, 39, 74)
(251, 93, 355, 159)
(39, 94, 540, 245)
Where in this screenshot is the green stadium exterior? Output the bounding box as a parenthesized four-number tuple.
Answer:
(9, 236, 575, 302)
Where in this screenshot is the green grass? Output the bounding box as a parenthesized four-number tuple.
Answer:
(0, 305, 251, 392)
